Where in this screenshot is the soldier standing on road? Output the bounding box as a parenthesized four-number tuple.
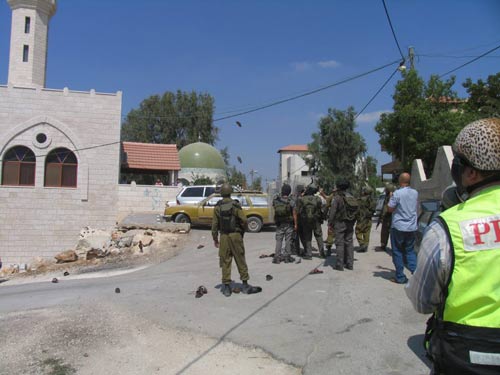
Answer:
(292, 185, 306, 256)
(272, 183, 297, 264)
(328, 180, 358, 271)
(320, 187, 336, 257)
(406, 118, 500, 373)
(297, 184, 325, 259)
(212, 183, 254, 297)
(375, 183, 395, 252)
(355, 186, 376, 253)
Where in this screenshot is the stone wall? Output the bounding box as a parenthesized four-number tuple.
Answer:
(0, 85, 122, 264)
(117, 183, 181, 221)
(411, 145, 454, 201)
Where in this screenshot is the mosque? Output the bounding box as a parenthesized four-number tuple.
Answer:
(0, 0, 226, 265)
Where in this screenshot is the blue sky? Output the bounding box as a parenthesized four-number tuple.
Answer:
(1, 0, 499, 184)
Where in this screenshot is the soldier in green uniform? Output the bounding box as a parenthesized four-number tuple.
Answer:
(297, 184, 325, 259)
(212, 183, 254, 297)
(375, 183, 395, 252)
(320, 187, 336, 257)
(355, 186, 376, 252)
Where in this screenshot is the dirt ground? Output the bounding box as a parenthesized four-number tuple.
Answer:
(0, 231, 301, 375)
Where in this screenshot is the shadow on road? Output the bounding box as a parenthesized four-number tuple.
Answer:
(407, 334, 432, 370)
(372, 265, 394, 281)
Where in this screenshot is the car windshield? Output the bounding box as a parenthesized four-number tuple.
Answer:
(248, 196, 268, 207)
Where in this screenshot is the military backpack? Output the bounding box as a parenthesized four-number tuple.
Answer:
(299, 195, 317, 225)
(340, 193, 359, 221)
(273, 196, 293, 224)
(218, 200, 237, 233)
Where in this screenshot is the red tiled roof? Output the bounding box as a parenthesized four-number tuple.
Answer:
(278, 144, 309, 153)
(121, 142, 181, 171)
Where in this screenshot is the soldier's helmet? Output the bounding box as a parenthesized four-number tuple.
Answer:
(307, 183, 318, 195)
(385, 183, 395, 193)
(220, 183, 233, 197)
(281, 183, 292, 196)
(362, 186, 373, 195)
(453, 118, 500, 172)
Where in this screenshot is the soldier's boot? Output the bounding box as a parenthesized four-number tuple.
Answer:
(272, 256, 281, 264)
(358, 245, 368, 253)
(222, 284, 232, 297)
(319, 248, 326, 258)
(242, 281, 262, 294)
(325, 246, 332, 257)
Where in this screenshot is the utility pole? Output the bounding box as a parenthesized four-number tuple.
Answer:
(249, 169, 258, 187)
(408, 46, 415, 70)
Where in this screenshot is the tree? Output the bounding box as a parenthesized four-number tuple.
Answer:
(227, 166, 247, 189)
(463, 72, 500, 118)
(375, 70, 473, 174)
(191, 174, 214, 185)
(249, 176, 263, 191)
(307, 106, 367, 190)
(121, 90, 218, 149)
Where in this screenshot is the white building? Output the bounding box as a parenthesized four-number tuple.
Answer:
(0, 0, 123, 265)
(277, 144, 312, 191)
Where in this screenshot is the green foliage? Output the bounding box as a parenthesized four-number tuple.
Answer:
(463, 72, 500, 118)
(307, 106, 367, 190)
(191, 174, 214, 185)
(250, 176, 263, 191)
(121, 90, 218, 148)
(375, 70, 474, 174)
(227, 166, 247, 188)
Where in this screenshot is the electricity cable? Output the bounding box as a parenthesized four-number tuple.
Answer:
(213, 59, 400, 122)
(355, 67, 399, 120)
(381, 0, 405, 61)
(438, 43, 500, 78)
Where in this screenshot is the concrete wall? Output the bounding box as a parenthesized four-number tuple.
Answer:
(279, 152, 310, 190)
(0, 85, 122, 264)
(117, 183, 181, 220)
(411, 145, 454, 201)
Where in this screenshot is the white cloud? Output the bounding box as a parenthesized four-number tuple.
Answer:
(356, 110, 392, 123)
(317, 60, 340, 69)
(291, 59, 341, 72)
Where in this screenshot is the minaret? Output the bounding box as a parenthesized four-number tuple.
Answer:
(7, 0, 57, 88)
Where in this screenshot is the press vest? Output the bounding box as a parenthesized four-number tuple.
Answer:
(431, 186, 500, 373)
(439, 186, 500, 327)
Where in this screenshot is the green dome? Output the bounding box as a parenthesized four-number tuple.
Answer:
(179, 142, 225, 169)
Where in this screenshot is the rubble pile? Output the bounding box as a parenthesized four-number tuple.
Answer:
(0, 222, 190, 277)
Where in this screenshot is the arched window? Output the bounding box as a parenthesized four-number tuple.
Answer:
(45, 148, 78, 187)
(1, 146, 36, 186)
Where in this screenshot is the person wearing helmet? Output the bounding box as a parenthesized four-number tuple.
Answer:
(406, 118, 500, 374)
(272, 183, 297, 264)
(212, 183, 258, 297)
(355, 185, 375, 253)
(375, 183, 395, 252)
(440, 183, 463, 212)
(297, 183, 325, 259)
(328, 180, 358, 270)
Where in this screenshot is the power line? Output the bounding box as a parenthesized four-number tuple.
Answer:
(418, 53, 500, 59)
(213, 59, 401, 122)
(381, 0, 405, 61)
(355, 67, 399, 120)
(438, 43, 500, 78)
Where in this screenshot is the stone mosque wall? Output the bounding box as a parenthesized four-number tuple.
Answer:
(0, 85, 122, 264)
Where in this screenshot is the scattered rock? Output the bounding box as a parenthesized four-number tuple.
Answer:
(115, 288, 121, 293)
(197, 244, 205, 249)
(86, 248, 106, 260)
(54, 250, 78, 263)
(63, 271, 70, 276)
(266, 275, 273, 281)
(52, 278, 58, 283)
(83, 353, 89, 358)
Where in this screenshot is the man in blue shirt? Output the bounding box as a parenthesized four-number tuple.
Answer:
(388, 172, 418, 284)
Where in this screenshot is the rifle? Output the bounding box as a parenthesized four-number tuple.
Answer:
(376, 194, 390, 229)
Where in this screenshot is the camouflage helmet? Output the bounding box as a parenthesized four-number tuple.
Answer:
(362, 186, 373, 195)
(453, 118, 500, 171)
(220, 183, 233, 197)
(385, 183, 395, 193)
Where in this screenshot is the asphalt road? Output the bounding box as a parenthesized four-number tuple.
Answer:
(0, 222, 431, 375)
